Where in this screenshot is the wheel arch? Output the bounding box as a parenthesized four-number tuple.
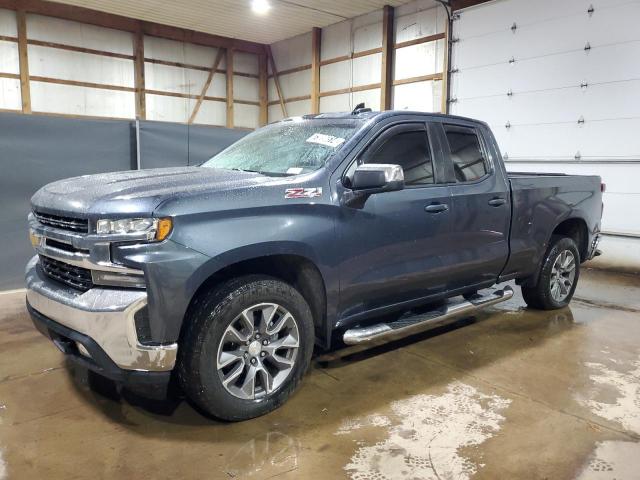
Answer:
(551, 217, 589, 262)
(182, 247, 329, 348)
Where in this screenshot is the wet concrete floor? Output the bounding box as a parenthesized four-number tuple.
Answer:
(0, 268, 639, 479)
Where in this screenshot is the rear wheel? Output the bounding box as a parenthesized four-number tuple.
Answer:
(178, 275, 314, 421)
(521, 236, 580, 310)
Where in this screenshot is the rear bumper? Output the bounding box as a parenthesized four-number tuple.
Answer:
(25, 255, 178, 372)
(588, 233, 602, 260)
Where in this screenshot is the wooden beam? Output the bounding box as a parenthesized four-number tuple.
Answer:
(392, 73, 443, 87)
(258, 52, 268, 126)
(380, 5, 394, 111)
(30, 76, 136, 92)
(0, 0, 266, 54)
(394, 32, 445, 49)
(16, 9, 31, 114)
(267, 94, 311, 107)
(311, 27, 321, 114)
(28, 39, 134, 59)
(320, 47, 382, 67)
(188, 48, 225, 124)
(267, 63, 311, 78)
(266, 45, 287, 118)
(133, 26, 146, 120)
(320, 83, 381, 98)
(226, 48, 234, 128)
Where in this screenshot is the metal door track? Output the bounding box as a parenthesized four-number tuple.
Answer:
(342, 286, 514, 346)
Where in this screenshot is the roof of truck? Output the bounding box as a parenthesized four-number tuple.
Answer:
(280, 109, 487, 126)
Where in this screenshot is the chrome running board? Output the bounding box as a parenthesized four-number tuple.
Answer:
(342, 286, 514, 346)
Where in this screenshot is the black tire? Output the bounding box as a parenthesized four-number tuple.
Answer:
(178, 275, 315, 421)
(521, 236, 580, 310)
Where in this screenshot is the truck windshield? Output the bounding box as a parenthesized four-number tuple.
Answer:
(201, 120, 359, 176)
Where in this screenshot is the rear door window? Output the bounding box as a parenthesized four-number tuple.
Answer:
(443, 125, 488, 182)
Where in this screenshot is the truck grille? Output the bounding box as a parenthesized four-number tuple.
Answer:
(39, 255, 94, 291)
(33, 211, 89, 233)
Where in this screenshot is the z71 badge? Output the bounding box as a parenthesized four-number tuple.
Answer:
(285, 187, 323, 199)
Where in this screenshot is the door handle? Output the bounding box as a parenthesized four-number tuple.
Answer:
(488, 197, 507, 207)
(425, 203, 449, 213)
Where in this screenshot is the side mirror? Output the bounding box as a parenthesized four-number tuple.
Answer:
(343, 164, 404, 206)
(351, 164, 405, 192)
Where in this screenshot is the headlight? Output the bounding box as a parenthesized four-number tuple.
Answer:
(96, 217, 172, 241)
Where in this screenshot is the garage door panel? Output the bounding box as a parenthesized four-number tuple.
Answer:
(455, 41, 640, 100)
(498, 119, 640, 159)
(457, 80, 640, 127)
(456, 2, 640, 70)
(455, 0, 629, 40)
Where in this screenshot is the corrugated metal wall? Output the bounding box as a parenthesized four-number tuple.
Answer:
(450, 0, 640, 272)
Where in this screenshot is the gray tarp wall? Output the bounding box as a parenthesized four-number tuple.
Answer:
(0, 112, 247, 290)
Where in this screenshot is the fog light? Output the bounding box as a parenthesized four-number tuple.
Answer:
(92, 270, 146, 289)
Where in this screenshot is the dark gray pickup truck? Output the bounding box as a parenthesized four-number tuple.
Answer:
(26, 108, 603, 420)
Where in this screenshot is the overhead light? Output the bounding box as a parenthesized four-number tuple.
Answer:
(252, 0, 271, 14)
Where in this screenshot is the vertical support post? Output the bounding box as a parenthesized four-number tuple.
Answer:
(380, 5, 394, 111)
(226, 48, 234, 128)
(133, 26, 146, 120)
(16, 9, 31, 114)
(258, 51, 268, 126)
(311, 26, 321, 114)
(441, 19, 449, 114)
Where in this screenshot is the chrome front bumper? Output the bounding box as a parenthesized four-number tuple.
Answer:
(25, 256, 177, 372)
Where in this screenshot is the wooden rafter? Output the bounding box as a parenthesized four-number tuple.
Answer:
(189, 48, 225, 125)
(311, 27, 321, 114)
(16, 9, 31, 113)
(380, 5, 394, 111)
(266, 45, 287, 118)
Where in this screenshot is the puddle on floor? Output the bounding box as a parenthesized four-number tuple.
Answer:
(576, 441, 640, 480)
(0, 447, 6, 480)
(575, 352, 640, 480)
(577, 352, 640, 434)
(336, 381, 511, 480)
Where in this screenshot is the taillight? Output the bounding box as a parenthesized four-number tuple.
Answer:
(601, 182, 606, 192)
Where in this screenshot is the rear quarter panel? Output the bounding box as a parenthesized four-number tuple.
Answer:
(503, 173, 602, 279)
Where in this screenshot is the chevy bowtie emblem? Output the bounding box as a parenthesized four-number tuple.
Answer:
(284, 187, 323, 199)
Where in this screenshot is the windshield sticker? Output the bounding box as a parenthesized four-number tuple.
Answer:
(306, 133, 345, 148)
(285, 187, 322, 199)
(286, 167, 304, 175)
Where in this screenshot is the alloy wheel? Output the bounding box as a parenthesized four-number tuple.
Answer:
(217, 303, 300, 400)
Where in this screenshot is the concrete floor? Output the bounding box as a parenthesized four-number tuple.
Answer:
(1, 268, 639, 480)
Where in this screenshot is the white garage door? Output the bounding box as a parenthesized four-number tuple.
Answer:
(450, 0, 640, 269)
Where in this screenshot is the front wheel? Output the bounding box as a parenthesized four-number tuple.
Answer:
(521, 236, 580, 310)
(178, 275, 315, 421)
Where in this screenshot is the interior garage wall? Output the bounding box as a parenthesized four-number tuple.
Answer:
(0, 7, 264, 128)
(0, 111, 246, 290)
(450, 0, 640, 272)
(267, 0, 447, 121)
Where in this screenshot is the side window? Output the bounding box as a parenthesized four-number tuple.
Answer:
(443, 125, 488, 182)
(365, 130, 435, 186)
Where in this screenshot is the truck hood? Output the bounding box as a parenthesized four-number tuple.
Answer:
(31, 166, 271, 217)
